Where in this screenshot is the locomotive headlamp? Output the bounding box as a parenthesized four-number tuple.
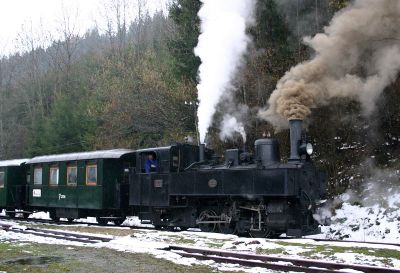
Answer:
(306, 143, 313, 155)
(299, 142, 313, 156)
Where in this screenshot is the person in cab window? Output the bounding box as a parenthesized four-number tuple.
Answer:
(145, 154, 158, 174)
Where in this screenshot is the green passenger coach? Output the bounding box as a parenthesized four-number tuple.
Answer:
(26, 149, 136, 225)
(0, 159, 30, 218)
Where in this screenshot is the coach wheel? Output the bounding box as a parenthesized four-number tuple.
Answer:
(96, 217, 108, 226)
(49, 211, 59, 222)
(67, 218, 74, 223)
(113, 217, 126, 226)
(179, 227, 188, 231)
(22, 213, 30, 219)
(6, 211, 15, 218)
(154, 225, 162, 230)
(198, 210, 217, 233)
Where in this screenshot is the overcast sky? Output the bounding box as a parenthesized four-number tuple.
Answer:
(0, 0, 168, 56)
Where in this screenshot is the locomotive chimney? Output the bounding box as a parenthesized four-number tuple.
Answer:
(199, 143, 205, 162)
(289, 119, 302, 162)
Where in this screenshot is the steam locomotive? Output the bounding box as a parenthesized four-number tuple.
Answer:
(0, 119, 327, 237)
(129, 119, 326, 237)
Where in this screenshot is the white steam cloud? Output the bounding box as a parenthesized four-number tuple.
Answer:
(219, 114, 247, 142)
(195, 0, 255, 143)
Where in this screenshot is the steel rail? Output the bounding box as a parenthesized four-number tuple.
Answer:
(27, 227, 113, 242)
(309, 238, 400, 248)
(175, 251, 333, 273)
(165, 245, 400, 273)
(0, 224, 112, 244)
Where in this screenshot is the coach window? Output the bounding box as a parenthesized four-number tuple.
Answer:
(0, 172, 4, 188)
(49, 165, 59, 186)
(86, 164, 97, 186)
(34, 167, 42, 185)
(67, 164, 77, 186)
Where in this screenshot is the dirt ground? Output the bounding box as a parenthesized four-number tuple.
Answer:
(0, 241, 215, 273)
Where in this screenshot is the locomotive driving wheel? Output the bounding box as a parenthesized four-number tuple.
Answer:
(218, 221, 237, 234)
(218, 207, 237, 234)
(249, 228, 272, 238)
(198, 210, 217, 232)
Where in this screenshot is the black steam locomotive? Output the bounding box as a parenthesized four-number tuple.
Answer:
(130, 119, 327, 237)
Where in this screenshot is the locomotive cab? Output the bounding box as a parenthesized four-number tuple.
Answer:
(130, 144, 212, 226)
(134, 144, 208, 175)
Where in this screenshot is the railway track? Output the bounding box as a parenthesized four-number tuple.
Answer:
(1, 215, 400, 248)
(1, 217, 399, 272)
(164, 245, 400, 273)
(0, 223, 112, 244)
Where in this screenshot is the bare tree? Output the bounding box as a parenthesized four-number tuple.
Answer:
(101, 0, 131, 59)
(99, 0, 148, 60)
(48, 4, 81, 93)
(16, 20, 48, 117)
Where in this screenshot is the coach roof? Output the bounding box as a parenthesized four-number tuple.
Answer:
(27, 149, 135, 164)
(0, 159, 29, 167)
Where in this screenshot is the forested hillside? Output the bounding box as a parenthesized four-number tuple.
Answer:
(0, 0, 399, 196)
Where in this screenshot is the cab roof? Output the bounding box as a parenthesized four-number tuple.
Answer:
(135, 143, 199, 154)
(27, 149, 135, 164)
(135, 146, 172, 153)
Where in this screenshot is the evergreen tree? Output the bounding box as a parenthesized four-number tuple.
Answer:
(168, 0, 201, 82)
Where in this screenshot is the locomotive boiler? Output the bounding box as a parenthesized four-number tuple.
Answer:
(129, 119, 327, 237)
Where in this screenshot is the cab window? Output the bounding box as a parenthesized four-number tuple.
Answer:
(34, 167, 42, 185)
(67, 164, 77, 186)
(86, 164, 97, 186)
(141, 152, 158, 174)
(49, 166, 59, 186)
(171, 147, 180, 172)
(0, 172, 4, 188)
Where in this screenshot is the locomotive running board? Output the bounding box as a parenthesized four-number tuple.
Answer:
(196, 220, 230, 224)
